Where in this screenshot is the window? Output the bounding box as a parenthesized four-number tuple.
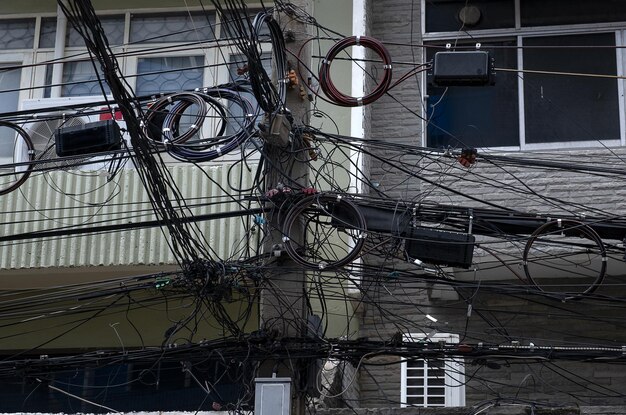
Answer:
(61, 61, 111, 97)
(0, 19, 36, 49)
(136, 56, 205, 96)
(427, 39, 519, 148)
(522, 33, 619, 144)
(425, 0, 515, 33)
(226, 52, 272, 136)
(424, 0, 626, 150)
(0, 6, 268, 166)
(67, 15, 125, 47)
(401, 333, 465, 408)
(130, 12, 215, 44)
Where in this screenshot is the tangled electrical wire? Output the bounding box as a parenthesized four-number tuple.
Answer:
(143, 85, 258, 162)
(1, 0, 626, 412)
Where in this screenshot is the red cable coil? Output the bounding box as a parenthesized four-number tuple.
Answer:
(318, 35, 393, 107)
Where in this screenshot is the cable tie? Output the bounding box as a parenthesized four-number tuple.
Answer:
(356, 97, 364, 106)
(162, 128, 171, 133)
(28, 150, 35, 155)
(167, 96, 173, 103)
(322, 59, 331, 66)
(282, 236, 290, 243)
(602, 257, 608, 262)
(355, 35, 361, 45)
(190, 124, 198, 129)
(216, 147, 222, 157)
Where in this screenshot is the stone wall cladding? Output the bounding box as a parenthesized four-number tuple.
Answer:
(369, 0, 423, 200)
(319, 406, 626, 415)
(360, 0, 626, 411)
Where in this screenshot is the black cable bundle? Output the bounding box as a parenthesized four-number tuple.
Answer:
(210, 0, 287, 113)
(144, 84, 258, 163)
(57, 0, 216, 267)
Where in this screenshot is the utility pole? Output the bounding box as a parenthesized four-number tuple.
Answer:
(258, 1, 313, 415)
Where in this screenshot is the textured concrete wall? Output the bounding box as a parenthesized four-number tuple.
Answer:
(320, 406, 626, 415)
(359, 0, 626, 410)
(368, 0, 423, 201)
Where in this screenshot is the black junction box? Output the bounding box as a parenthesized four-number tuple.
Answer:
(405, 226, 475, 269)
(429, 50, 495, 86)
(56, 119, 123, 157)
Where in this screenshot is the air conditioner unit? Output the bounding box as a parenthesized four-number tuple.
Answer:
(18, 96, 129, 171)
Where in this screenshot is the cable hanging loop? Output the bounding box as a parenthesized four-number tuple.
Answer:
(318, 35, 393, 107)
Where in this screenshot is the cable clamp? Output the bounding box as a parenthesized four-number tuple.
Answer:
(167, 96, 173, 103)
(190, 124, 198, 129)
(282, 236, 290, 243)
(321, 59, 331, 66)
(28, 150, 35, 155)
(622, 345, 626, 355)
(383, 64, 392, 70)
(602, 257, 608, 262)
(162, 128, 171, 133)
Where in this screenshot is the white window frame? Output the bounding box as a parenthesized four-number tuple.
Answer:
(0, 4, 269, 164)
(400, 332, 465, 408)
(421, 0, 626, 151)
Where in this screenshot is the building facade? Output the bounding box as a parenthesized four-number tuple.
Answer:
(358, 0, 626, 410)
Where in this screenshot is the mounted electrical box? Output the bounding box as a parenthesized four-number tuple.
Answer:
(255, 377, 291, 415)
(55, 119, 123, 157)
(429, 50, 495, 86)
(405, 226, 475, 269)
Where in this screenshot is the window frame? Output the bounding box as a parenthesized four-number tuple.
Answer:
(400, 332, 465, 408)
(0, 3, 269, 164)
(422, 0, 626, 151)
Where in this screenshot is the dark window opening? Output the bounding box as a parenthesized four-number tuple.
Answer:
(426, 39, 519, 148)
(523, 33, 620, 144)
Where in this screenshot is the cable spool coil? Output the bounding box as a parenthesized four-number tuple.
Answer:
(319, 36, 393, 107)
